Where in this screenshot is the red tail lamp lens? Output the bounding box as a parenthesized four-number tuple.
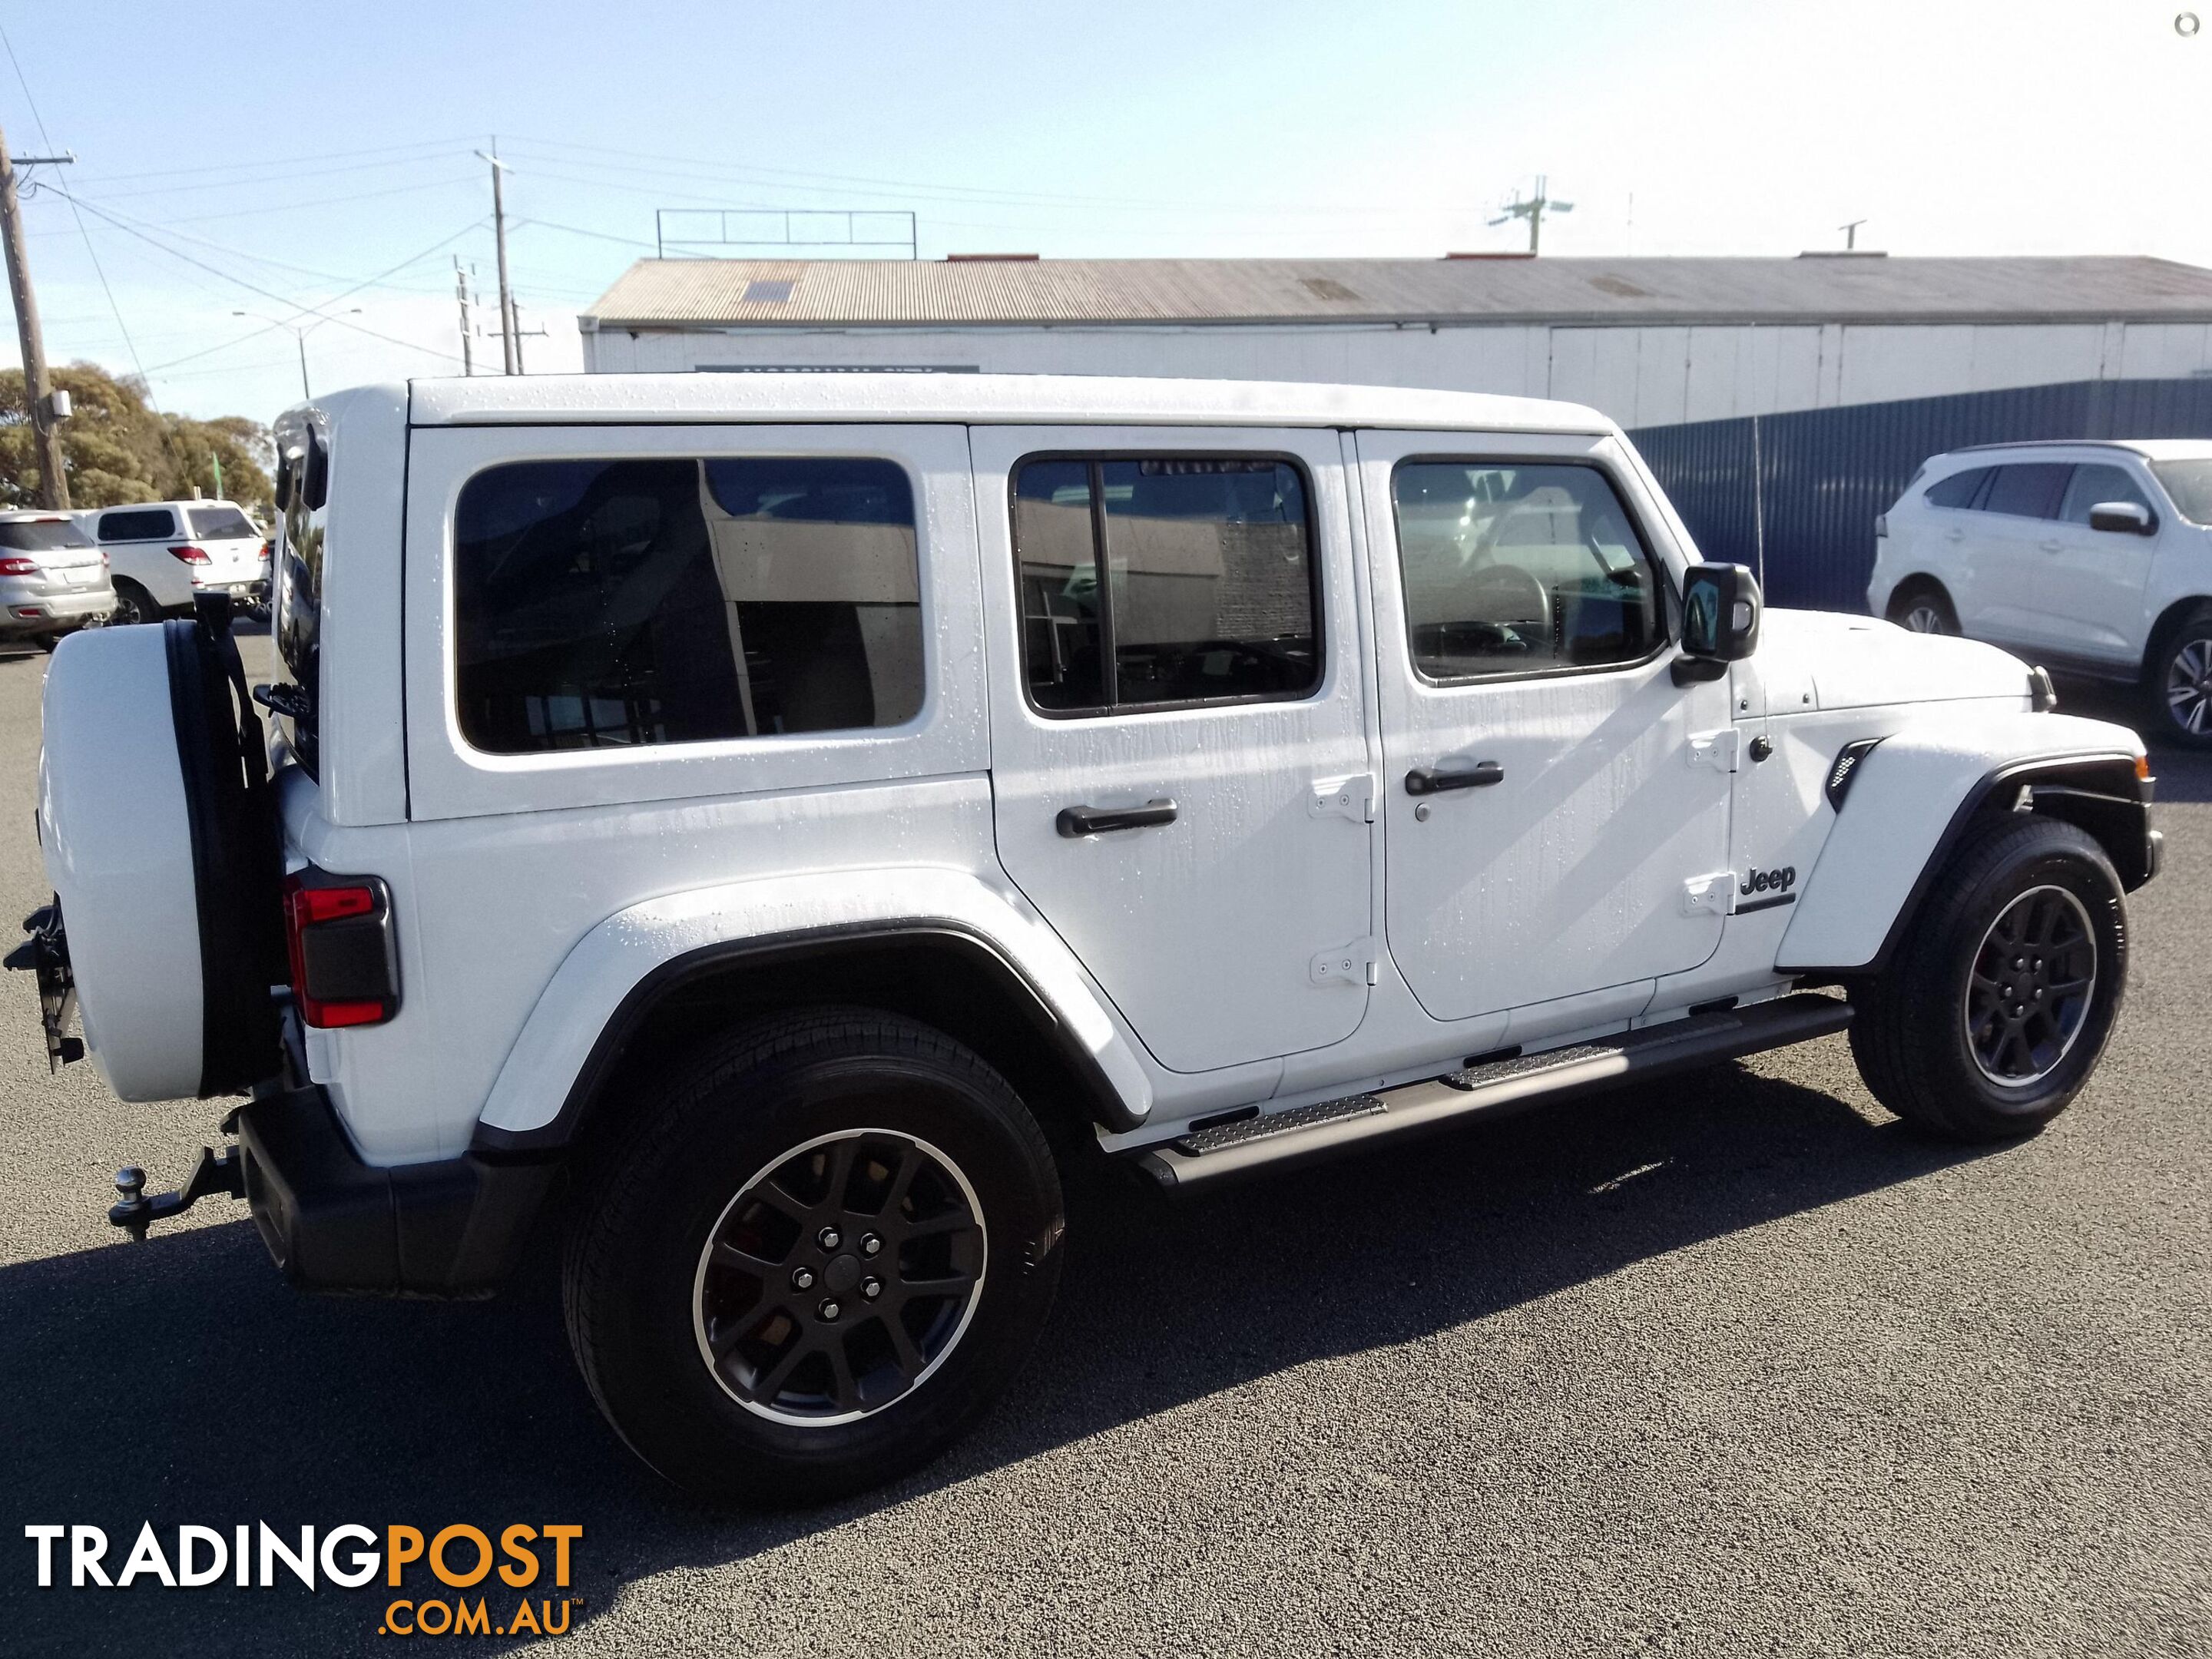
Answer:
(167, 545, 210, 565)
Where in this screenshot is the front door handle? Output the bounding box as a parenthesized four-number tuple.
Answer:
(1057, 798, 1178, 837)
(2039, 539, 2063, 553)
(1405, 761, 1505, 796)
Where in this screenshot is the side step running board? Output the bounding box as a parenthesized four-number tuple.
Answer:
(1134, 992, 1853, 1193)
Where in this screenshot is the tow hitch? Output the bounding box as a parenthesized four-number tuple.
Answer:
(108, 1145, 247, 1242)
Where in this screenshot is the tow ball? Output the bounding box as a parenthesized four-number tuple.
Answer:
(108, 1146, 246, 1242)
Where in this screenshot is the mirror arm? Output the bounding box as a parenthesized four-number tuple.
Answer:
(1671, 654, 1730, 687)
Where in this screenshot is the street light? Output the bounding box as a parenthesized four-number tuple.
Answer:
(231, 307, 363, 400)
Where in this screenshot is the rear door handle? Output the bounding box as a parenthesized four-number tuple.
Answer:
(1945, 528, 1965, 541)
(1057, 798, 1177, 837)
(1404, 761, 1505, 796)
(2039, 539, 2063, 553)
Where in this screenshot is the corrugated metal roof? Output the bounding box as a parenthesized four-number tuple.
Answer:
(583, 255, 2212, 330)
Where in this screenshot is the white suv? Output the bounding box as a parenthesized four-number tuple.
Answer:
(1868, 439, 2212, 744)
(78, 498, 268, 625)
(15, 374, 2160, 1505)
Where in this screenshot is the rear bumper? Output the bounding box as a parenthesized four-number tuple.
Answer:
(236, 1082, 558, 1298)
(0, 588, 113, 634)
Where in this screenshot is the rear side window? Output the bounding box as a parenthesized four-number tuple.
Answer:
(1923, 468, 1988, 510)
(186, 505, 258, 540)
(2058, 463, 2154, 524)
(0, 518, 93, 551)
(1010, 456, 1318, 714)
(454, 455, 924, 754)
(1982, 463, 2071, 520)
(96, 508, 174, 541)
(1391, 461, 1662, 680)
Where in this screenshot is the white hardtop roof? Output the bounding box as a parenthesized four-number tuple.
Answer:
(401, 371, 1614, 435)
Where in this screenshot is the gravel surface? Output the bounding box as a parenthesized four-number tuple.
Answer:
(0, 637, 2204, 1657)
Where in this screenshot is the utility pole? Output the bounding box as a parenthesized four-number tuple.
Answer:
(455, 258, 475, 376)
(0, 123, 71, 509)
(477, 144, 517, 374)
(1839, 219, 1867, 250)
(1489, 174, 1574, 256)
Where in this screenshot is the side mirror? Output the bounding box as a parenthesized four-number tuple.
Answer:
(2088, 501, 2156, 535)
(1674, 562, 1761, 684)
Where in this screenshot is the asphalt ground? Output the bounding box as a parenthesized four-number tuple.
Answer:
(0, 634, 2205, 1658)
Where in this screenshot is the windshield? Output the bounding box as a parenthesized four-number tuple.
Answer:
(186, 505, 259, 541)
(0, 518, 95, 551)
(2150, 459, 2212, 525)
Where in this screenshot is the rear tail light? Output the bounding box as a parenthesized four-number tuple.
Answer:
(0, 558, 36, 577)
(282, 869, 400, 1028)
(1874, 514, 1889, 539)
(167, 545, 210, 565)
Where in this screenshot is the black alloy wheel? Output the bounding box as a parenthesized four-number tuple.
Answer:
(694, 1128, 987, 1423)
(1962, 885, 2096, 1088)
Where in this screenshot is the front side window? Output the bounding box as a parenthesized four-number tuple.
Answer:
(1011, 456, 1319, 714)
(1392, 462, 1663, 680)
(455, 455, 923, 754)
(96, 507, 174, 541)
(2058, 463, 2154, 525)
(1982, 463, 2071, 521)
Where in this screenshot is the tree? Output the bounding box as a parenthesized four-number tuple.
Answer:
(0, 361, 273, 513)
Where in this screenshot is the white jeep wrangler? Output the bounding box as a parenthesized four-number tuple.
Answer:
(16, 374, 2160, 1504)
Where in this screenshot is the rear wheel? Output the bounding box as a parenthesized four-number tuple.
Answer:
(1849, 816, 2125, 1141)
(2144, 603, 2212, 747)
(563, 1008, 1065, 1505)
(108, 581, 155, 628)
(1887, 581, 1959, 636)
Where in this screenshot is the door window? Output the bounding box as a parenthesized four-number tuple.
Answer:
(1390, 461, 1663, 680)
(95, 507, 175, 541)
(1982, 464, 2071, 520)
(1010, 456, 1319, 714)
(453, 455, 923, 753)
(2058, 463, 2154, 525)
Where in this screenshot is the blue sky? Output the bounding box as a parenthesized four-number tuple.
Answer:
(5, 0, 2207, 420)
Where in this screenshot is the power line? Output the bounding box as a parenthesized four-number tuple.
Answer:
(69, 135, 477, 187)
(66, 195, 471, 367)
(135, 217, 491, 375)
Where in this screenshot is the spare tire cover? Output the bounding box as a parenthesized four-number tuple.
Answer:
(38, 617, 283, 1100)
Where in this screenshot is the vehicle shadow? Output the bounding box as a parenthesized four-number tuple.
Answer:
(0, 1055, 1993, 1657)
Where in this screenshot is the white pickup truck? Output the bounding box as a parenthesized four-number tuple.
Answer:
(14, 374, 2159, 1504)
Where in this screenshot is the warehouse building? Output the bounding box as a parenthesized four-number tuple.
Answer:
(579, 253, 2212, 610)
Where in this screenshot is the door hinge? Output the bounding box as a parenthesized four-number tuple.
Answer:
(1311, 938, 1379, 987)
(1309, 774, 1376, 823)
(1681, 873, 1734, 916)
(1688, 729, 1743, 773)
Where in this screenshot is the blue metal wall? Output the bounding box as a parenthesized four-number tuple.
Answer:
(1630, 378, 2212, 613)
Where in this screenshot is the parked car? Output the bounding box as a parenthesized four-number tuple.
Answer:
(15, 375, 2159, 1505)
(1868, 439, 2212, 745)
(77, 498, 269, 625)
(0, 509, 114, 648)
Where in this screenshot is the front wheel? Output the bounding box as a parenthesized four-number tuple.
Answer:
(1849, 816, 2126, 1141)
(562, 1008, 1065, 1505)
